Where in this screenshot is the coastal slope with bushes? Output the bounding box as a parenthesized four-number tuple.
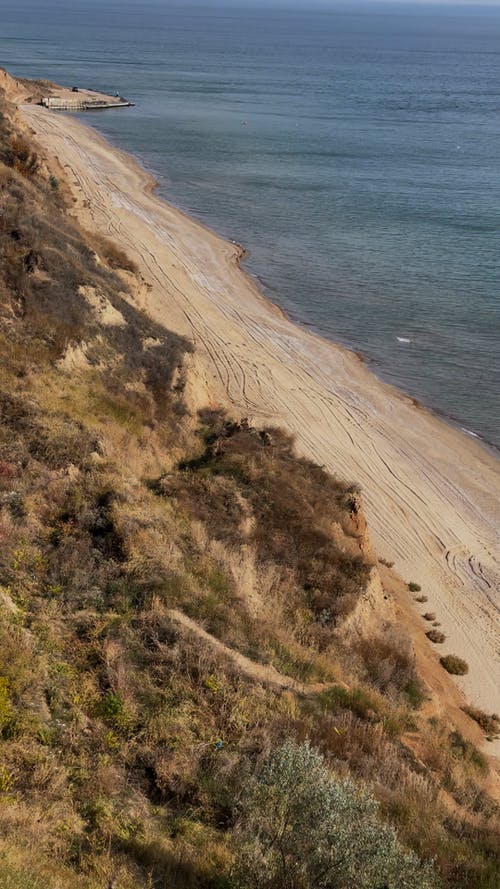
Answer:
(0, 72, 499, 888)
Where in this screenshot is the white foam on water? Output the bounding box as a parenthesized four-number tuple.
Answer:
(397, 337, 412, 344)
(462, 427, 480, 438)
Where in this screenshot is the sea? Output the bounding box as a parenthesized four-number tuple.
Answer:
(1, 0, 500, 447)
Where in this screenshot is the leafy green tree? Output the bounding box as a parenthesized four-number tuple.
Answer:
(233, 741, 437, 889)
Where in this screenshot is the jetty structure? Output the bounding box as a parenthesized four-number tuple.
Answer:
(41, 87, 134, 112)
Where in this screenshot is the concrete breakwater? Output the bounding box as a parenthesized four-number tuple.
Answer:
(41, 95, 134, 111)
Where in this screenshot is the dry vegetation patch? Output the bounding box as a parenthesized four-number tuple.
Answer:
(462, 707, 500, 737)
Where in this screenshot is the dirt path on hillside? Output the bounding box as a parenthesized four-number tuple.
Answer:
(168, 609, 340, 695)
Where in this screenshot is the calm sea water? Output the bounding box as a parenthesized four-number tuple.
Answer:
(2, 1, 500, 446)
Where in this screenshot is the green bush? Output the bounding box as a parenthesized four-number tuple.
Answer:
(96, 691, 132, 733)
(0, 676, 12, 721)
(408, 582, 421, 593)
(233, 741, 437, 889)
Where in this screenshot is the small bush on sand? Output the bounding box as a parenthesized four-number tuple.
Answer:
(463, 707, 500, 735)
(233, 741, 437, 889)
(427, 630, 446, 644)
(408, 582, 421, 593)
(414, 594, 428, 603)
(440, 654, 468, 675)
(423, 612, 436, 621)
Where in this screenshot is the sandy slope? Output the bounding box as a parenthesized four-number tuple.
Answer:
(21, 105, 500, 727)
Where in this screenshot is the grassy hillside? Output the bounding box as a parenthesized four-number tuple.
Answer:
(0, 82, 499, 888)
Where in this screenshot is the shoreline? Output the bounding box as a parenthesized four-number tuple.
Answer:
(20, 104, 500, 744)
(89, 119, 500, 458)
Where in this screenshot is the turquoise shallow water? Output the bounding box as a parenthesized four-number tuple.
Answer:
(2, 1, 500, 446)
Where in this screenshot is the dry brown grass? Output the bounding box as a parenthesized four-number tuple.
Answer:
(91, 232, 139, 273)
(462, 706, 500, 736)
(175, 413, 372, 629)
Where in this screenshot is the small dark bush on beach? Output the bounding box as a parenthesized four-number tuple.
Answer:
(440, 654, 468, 675)
(427, 629, 446, 644)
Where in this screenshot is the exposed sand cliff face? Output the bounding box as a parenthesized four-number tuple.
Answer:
(10, 80, 499, 753)
(339, 568, 397, 641)
(0, 68, 28, 103)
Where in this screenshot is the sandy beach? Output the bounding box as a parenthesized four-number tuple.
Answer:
(21, 105, 500, 732)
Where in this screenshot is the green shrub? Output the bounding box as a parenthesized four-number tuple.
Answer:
(233, 741, 437, 889)
(0, 676, 13, 732)
(440, 655, 469, 676)
(96, 691, 132, 733)
(408, 582, 421, 593)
